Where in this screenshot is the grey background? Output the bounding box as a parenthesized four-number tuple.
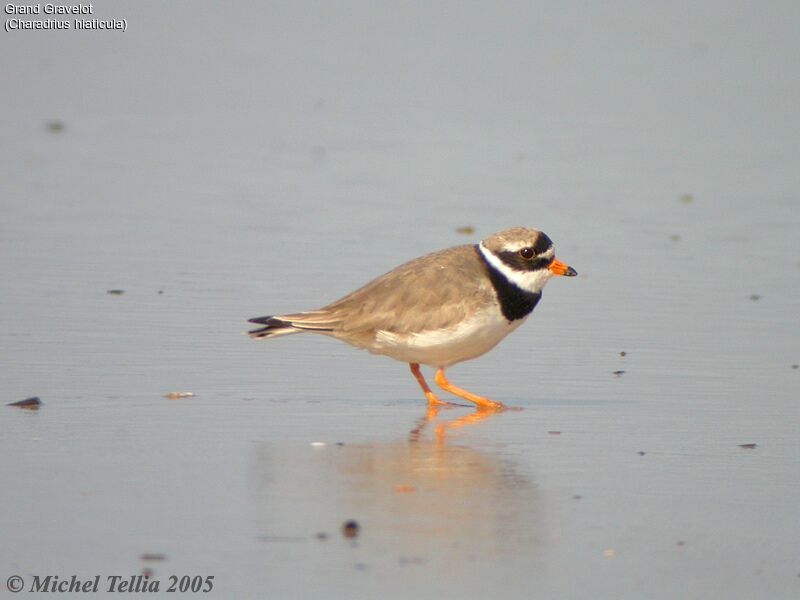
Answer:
(1, 2, 798, 599)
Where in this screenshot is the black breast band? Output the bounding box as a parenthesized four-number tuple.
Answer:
(475, 245, 542, 322)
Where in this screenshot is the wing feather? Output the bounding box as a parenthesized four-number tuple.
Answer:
(320, 244, 495, 335)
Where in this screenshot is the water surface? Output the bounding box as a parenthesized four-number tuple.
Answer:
(1, 2, 799, 599)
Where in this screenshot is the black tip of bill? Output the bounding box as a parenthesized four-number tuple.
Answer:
(564, 266, 578, 277)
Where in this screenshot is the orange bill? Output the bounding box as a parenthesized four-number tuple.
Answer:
(548, 258, 577, 277)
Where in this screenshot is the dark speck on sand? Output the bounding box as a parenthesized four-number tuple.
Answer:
(7, 396, 42, 410)
(342, 520, 360, 539)
(46, 120, 65, 133)
(140, 553, 167, 562)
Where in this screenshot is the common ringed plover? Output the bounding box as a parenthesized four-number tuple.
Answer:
(249, 227, 576, 411)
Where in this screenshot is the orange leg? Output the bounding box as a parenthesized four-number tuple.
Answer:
(434, 368, 506, 411)
(409, 363, 450, 407)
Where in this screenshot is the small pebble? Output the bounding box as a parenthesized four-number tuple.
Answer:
(613, 370, 625, 377)
(455, 226, 475, 235)
(164, 391, 194, 400)
(107, 289, 125, 295)
(140, 553, 167, 562)
(46, 120, 65, 133)
(676, 541, 686, 547)
(572, 495, 582, 500)
(342, 520, 360, 539)
(7, 396, 42, 410)
(791, 364, 798, 370)
(749, 294, 761, 301)
(637, 451, 646, 456)
(315, 532, 328, 541)
(394, 484, 416, 493)
(739, 443, 757, 450)
(619, 351, 627, 357)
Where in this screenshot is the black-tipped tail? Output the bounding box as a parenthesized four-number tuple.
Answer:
(248, 315, 291, 327)
(247, 315, 298, 339)
(248, 311, 337, 339)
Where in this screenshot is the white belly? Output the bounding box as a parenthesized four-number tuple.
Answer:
(368, 307, 526, 367)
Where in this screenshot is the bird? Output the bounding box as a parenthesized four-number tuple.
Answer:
(248, 227, 577, 411)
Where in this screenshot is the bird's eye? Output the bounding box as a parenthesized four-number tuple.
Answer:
(519, 247, 534, 259)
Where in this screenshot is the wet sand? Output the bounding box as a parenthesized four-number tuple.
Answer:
(2, 2, 799, 599)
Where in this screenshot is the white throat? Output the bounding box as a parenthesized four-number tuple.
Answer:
(478, 242, 554, 294)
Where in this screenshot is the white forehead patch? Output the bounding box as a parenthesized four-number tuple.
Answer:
(478, 242, 554, 294)
(501, 240, 533, 252)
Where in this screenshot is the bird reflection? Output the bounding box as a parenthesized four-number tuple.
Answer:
(249, 404, 545, 570)
(408, 403, 504, 443)
(331, 408, 543, 564)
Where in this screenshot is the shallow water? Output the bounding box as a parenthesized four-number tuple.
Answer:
(2, 2, 799, 599)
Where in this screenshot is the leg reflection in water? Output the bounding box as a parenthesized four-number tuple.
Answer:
(408, 403, 513, 443)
